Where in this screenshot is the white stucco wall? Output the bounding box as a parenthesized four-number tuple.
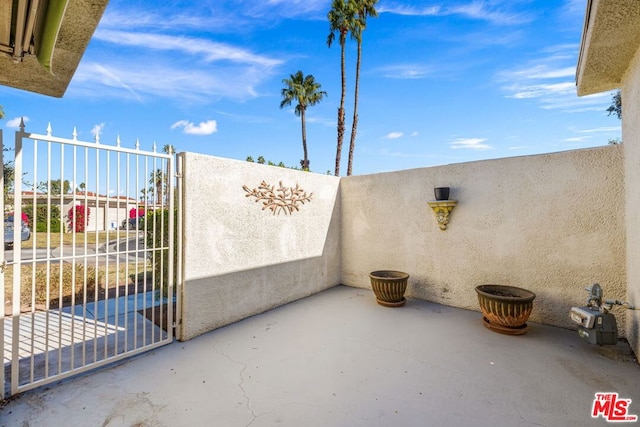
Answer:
(623, 43, 640, 357)
(341, 146, 626, 333)
(180, 153, 341, 340)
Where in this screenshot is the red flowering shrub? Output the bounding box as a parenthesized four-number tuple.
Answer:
(68, 205, 90, 232)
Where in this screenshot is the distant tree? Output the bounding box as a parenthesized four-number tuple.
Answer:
(149, 169, 166, 204)
(607, 90, 621, 119)
(328, 0, 356, 176)
(246, 156, 299, 170)
(346, 0, 378, 176)
(280, 70, 327, 171)
(3, 153, 14, 204)
(162, 144, 175, 155)
(0, 105, 14, 203)
(38, 179, 71, 194)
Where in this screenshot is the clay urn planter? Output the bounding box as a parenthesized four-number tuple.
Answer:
(369, 270, 409, 307)
(475, 284, 536, 335)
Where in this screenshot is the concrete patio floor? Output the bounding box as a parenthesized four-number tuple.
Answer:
(1, 285, 638, 426)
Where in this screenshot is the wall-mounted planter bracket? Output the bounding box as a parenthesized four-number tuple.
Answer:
(428, 200, 457, 230)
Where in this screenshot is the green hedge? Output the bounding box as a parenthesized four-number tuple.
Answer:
(22, 204, 61, 233)
(145, 209, 177, 298)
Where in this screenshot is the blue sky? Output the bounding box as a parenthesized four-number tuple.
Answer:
(0, 0, 621, 176)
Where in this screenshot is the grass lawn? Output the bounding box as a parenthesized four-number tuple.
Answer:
(3, 262, 153, 313)
(5, 230, 153, 313)
(19, 230, 141, 249)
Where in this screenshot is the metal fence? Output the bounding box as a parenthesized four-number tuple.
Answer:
(1, 121, 181, 398)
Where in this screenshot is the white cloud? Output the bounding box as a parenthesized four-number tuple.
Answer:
(579, 126, 621, 133)
(385, 132, 404, 139)
(94, 30, 282, 68)
(378, 5, 441, 16)
(73, 60, 264, 102)
(410, 131, 419, 137)
(564, 136, 591, 143)
(171, 120, 218, 135)
(6, 116, 28, 128)
(506, 82, 575, 99)
(378, 64, 432, 79)
(501, 65, 576, 80)
(91, 123, 105, 139)
(379, 3, 531, 25)
(72, 28, 283, 102)
(450, 138, 492, 150)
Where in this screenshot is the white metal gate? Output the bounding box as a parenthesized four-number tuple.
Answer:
(1, 121, 181, 398)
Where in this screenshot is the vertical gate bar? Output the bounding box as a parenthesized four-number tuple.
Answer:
(175, 153, 183, 340)
(94, 144, 100, 362)
(133, 148, 139, 350)
(0, 128, 5, 399)
(11, 122, 24, 395)
(82, 145, 89, 366)
(149, 154, 157, 345)
(115, 149, 121, 357)
(167, 153, 174, 341)
(29, 139, 38, 383)
(157, 158, 163, 343)
(99, 146, 105, 360)
(70, 143, 77, 369)
(134, 154, 148, 348)
(45, 138, 52, 379)
(104, 150, 111, 358)
(107, 151, 118, 355)
(57, 141, 64, 376)
(124, 151, 130, 352)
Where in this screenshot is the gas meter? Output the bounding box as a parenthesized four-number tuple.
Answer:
(569, 284, 635, 345)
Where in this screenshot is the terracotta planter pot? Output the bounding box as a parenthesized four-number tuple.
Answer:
(475, 284, 536, 335)
(369, 270, 409, 307)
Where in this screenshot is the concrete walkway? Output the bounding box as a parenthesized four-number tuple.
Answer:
(1, 285, 638, 426)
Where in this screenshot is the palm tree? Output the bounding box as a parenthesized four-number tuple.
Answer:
(162, 144, 175, 155)
(347, 0, 378, 176)
(327, 0, 355, 176)
(149, 169, 165, 204)
(280, 70, 327, 171)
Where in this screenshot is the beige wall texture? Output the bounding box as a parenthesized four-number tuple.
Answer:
(341, 146, 626, 333)
(623, 43, 640, 358)
(180, 153, 341, 340)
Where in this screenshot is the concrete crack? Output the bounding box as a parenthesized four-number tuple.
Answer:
(210, 343, 257, 426)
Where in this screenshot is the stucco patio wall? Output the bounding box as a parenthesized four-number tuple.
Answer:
(623, 42, 640, 357)
(340, 145, 627, 334)
(180, 153, 341, 340)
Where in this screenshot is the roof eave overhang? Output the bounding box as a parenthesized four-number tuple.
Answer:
(0, 0, 109, 98)
(576, 0, 640, 96)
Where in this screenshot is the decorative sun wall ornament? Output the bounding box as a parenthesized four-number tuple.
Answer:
(243, 180, 313, 215)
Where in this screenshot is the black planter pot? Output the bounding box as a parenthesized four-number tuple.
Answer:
(434, 187, 450, 201)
